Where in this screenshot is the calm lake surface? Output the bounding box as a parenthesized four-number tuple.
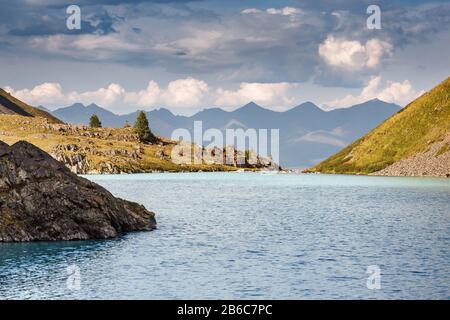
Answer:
(1, 173, 449, 299)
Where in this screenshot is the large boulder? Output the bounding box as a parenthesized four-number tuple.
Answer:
(0, 140, 156, 242)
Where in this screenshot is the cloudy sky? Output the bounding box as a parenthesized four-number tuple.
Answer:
(1, 0, 449, 115)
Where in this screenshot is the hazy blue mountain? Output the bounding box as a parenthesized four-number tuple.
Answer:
(53, 103, 119, 126)
(50, 99, 400, 167)
(37, 105, 52, 113)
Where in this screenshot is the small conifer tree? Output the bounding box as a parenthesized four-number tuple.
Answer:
(89, 114, 102, 128)
(134, 111, 157, 143)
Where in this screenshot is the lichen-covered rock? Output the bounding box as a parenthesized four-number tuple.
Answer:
(0, 140, 156, 242)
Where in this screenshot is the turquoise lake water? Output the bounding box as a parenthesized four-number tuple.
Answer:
(0, 172, 449, 299)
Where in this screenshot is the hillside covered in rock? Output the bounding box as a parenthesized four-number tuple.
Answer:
(0, 140, 156, 242)
(0, 115, 279, 174)
(308, 77, 450, 177)
(0, 89, 280, 174)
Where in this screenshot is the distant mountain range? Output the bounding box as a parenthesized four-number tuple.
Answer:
(309, 76, 450, 177)
(52, 99, 400, 167)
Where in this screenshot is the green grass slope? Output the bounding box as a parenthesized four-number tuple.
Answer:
(308, 76, 450, 174)
(0, 88, 63, 124)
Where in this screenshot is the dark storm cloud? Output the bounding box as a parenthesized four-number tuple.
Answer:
(9, 14, 119, 36)
(0, 0, 448, 88)
(9, 0, 203, 6)
(0, 2, 121, 37)
(292, 0, 450, 11)
(381, 4, 450, 47)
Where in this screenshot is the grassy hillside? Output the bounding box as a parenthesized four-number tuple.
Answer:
(0, 90, 278, 173)
(0, 88, 63, 124)
(0, 115, 241, 173)
(308, 77, 450, 174)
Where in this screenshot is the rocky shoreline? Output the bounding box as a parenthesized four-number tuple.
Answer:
(0, 116, 280, 175)
(50, 141, 281, 175)
(373, 134, 450, 178)
(0, 140, 156, 242)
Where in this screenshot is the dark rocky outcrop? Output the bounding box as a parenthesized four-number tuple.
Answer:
(0, 140, 156, 242)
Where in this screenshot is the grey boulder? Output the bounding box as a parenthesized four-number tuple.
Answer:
(0, 140, 156, 242)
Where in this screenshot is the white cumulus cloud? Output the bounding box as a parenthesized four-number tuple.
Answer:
(124, 81, 161, 108)
(215, 82, 299, 109)
(324, 76, 424, 108)
(5, 78, 210, 113)
(5, 82, 67, 106)
(5, 83, 127, 108)
(124, 78, 209, 109)
(161, 78, 209, 108)
(5, 79, 302, 113)
(78, 83, 126, 107)
(318, 36, 393, 71)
